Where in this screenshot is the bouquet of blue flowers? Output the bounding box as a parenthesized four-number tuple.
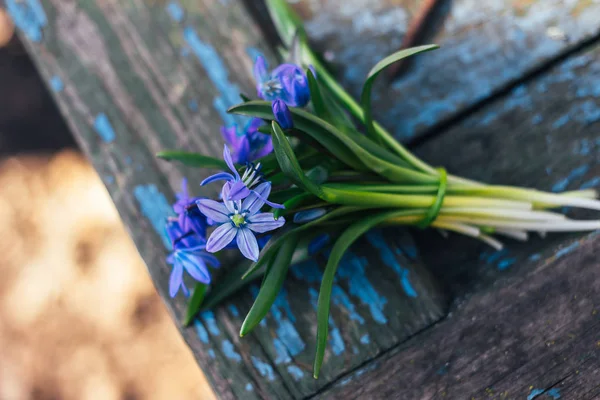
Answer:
(157, 0, 600, 378)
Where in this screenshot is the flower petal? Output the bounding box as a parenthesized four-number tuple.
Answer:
(242, 182, 270, 214)
(221, 182, 242, 213)
(201, 172, 234, 186)
(235, 136, 251, 165)
(197, 199, 230, 223)
(179, 252, 211, 284)
(206, 223, 237, 253)
(223, 145, 239, 178)
(247, 213, 286, 233)
(199, 252, 220, 268)
(251, 138, 273, 160)
(236, 227, 259, 261)
(169, 262, 183, 298)
(221, 125, 239, 146)
(228, 180, 251, 201)
(253, 55, 269, 84)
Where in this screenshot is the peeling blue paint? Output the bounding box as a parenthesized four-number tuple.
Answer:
(581, 177, 600, 190)
(275, 320, 305, 357)
(272, 289, 296, 323)
(290, 261, 322, 283)
(273, 339, 291, 364)
(555, 242, 579, 259)
(201, 311, 220, 336)
(531, 114, 543, 125)
(367, 232, 417, 298)
(133, 185, 174, 249)
(183, 27, 241, 126)
(180, 47, 190, 57)
(124, 156, 132, 165)
(228, 304, 239, 317)
(166, 1, 184, 22)
(527, 388, 547, 400)
(497, 258, 517, 271)
(576, 139, 591, 155)
(188, 99, 199, 112)
(49, 76, 64, 92)
(245, 383, 253, 392)
(331, 285, 365, 324)
(93, 113, 116, 143)
(251, 356, 275, 381)
(6, 0, 47, 43)
(309, 288, 345, 356)
(552, 114, 570, 129)
(529, 253, 542, 262)
(104, 175, 115, 185)
(552, 165, 590, 192)
(547, 388, 561, 399)
(338, 252, 388, 324)
(221, 340, 242, 363)
(287, 365, 304, 381)
(194, 320, 209, 344)
(207, 349, 215, 359)
(360, 334, 370, 345)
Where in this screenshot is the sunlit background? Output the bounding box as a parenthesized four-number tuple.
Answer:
(0, 8, 215, 400)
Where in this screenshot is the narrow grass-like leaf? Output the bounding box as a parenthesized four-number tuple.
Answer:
(275, 192, 316, 218)
(307, 69, 331, 121)
(240, 237, 297, 336)
(156, 151, 227, 170)
(313, 210, 421, 378)
(360, 45, 439, 142)
(183, 283, 208, 326)
(271, 121, 326, 198)
(231, 102, 435, 184)
(265, 0, 304, 47)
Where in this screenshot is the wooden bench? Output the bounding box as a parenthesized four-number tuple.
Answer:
(11, 0, 599, 398)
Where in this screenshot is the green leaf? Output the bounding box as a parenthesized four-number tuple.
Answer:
(183, 283, 208, 326)
(307, 69, 331, 121)
(231, 102, 436, 184)
(275, 192, 317, 218)
(240, 237, 297, 336)
(313, 210, 418, 378)
(156, 151, 227, 170)
(265, 0, 305, 48)
(240, 93, 251, 102)
(271, 121, 326, 198)
(361, 45, 439, 143)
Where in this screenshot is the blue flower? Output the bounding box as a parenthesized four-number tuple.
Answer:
(272, 99, 294, 129)
(165, 219, 219, 298)
(221, 118, 273, 164)
(173, 178, 207, 238)
(197, 182, 286, 261)
(254, 56, 310, 107)
(201, 145, 284, 209)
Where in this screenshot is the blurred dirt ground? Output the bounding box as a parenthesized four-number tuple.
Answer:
(0, 9, 215, 400)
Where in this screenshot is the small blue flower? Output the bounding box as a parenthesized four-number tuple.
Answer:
(254, 56, 310, 107)
(221, 118, 273, 164)
(197, 182, 286, 261)
(272, 99, 293, 129)
(173, 178, 207, 238)
(165, 219, 219, 298)
(201, 145, 284, 209)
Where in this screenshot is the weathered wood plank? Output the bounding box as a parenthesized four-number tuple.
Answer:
(314, 39, 600, 399)
(9, 0, 448, 398)
(413, 43, 600, 295)
(317, 233, 600, 399)
(255, 0, 600, 143)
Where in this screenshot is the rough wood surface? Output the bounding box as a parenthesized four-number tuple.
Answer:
(277, 0, 600, 143)
(315, 41, 600, 400)
(8, 0, 446, 398)
(318, 233, 600, 400)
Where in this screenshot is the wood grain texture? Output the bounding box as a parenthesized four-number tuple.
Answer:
(317, 233, 600, 400)
(315, 39, 600, 400)
(280, 0, 600, 142)
(9, 0, 447, 398)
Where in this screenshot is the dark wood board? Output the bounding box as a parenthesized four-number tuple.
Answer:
(315, 40, 600, 400)
(7, 0, 446, 398)
(317, 233, 600, 400)
(273, 0, 600, 143)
